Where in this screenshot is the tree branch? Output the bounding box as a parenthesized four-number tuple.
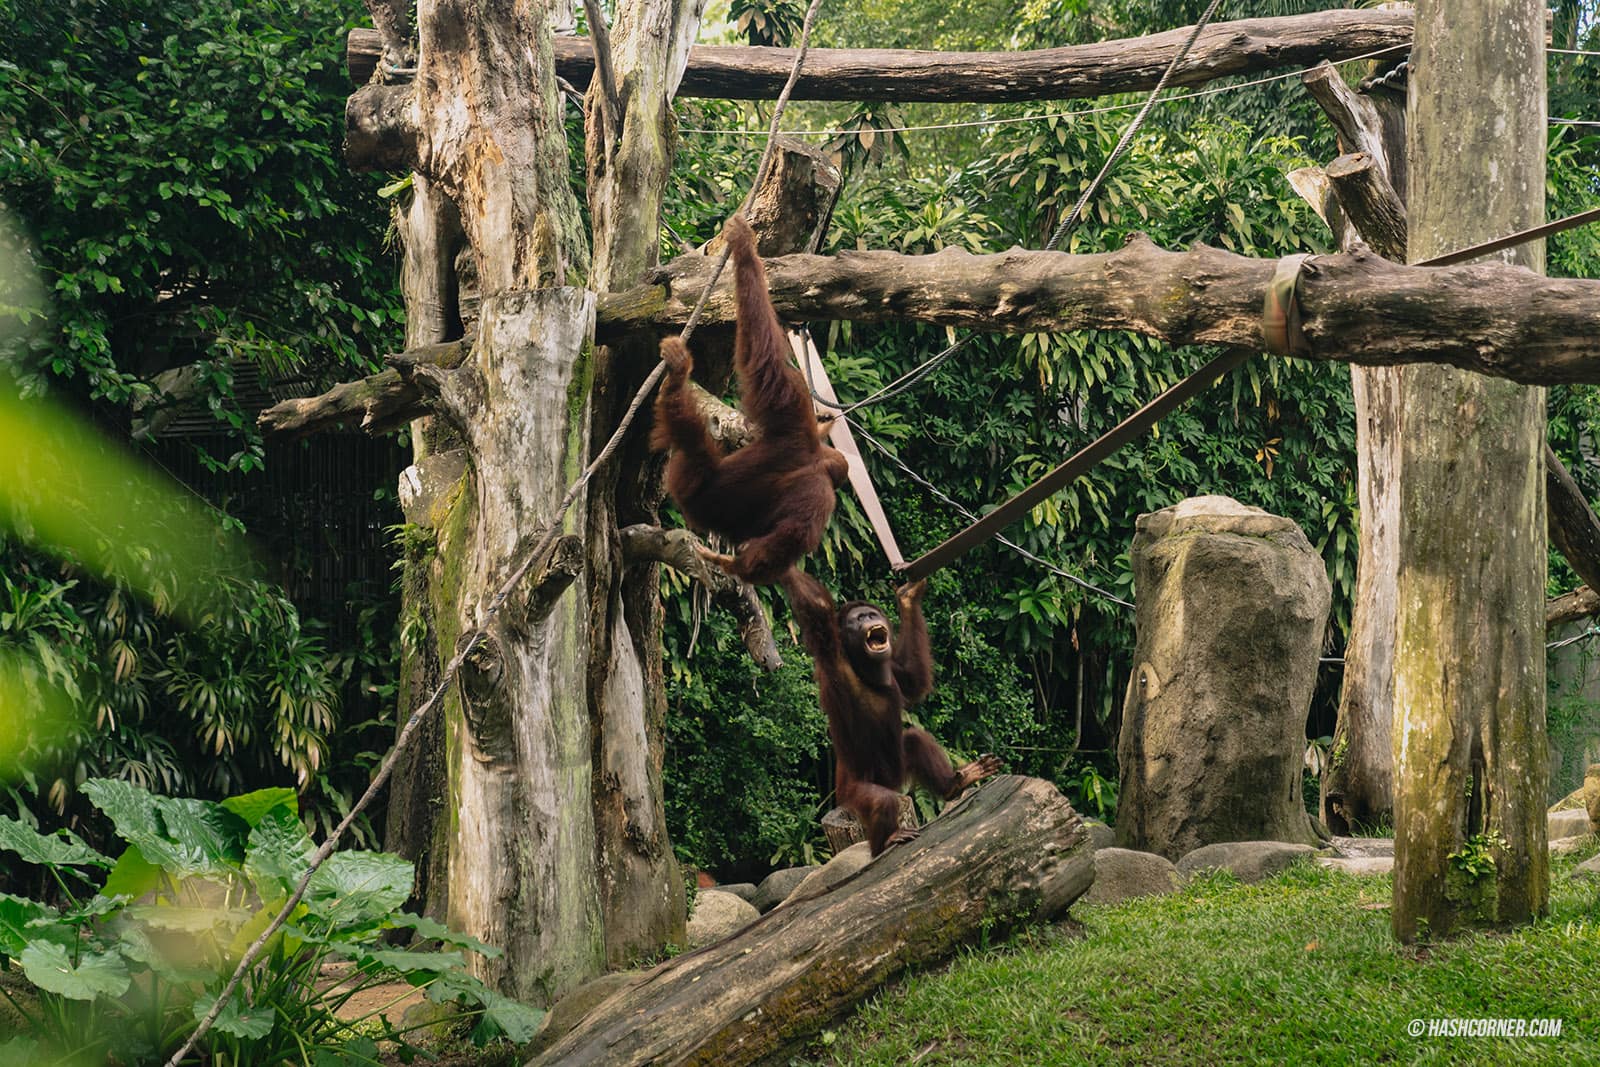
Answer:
(257, 341, 468, 439)
(579, 0, 622, 141)
(1548, 585, 1600, 628)
(620, 524, 781, 670)
(597, 238, 1600, 386)
(348, 9, 1412, 100)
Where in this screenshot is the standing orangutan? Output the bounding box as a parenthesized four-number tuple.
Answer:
(650, 214, 849, 586)
(780, 568, 1002, 855)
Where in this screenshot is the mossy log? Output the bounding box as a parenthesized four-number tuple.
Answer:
(529, 775, 1093, 1066)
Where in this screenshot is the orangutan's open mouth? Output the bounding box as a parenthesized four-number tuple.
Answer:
(864, 623, 891, 654)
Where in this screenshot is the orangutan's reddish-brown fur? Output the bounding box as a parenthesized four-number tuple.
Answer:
(651, 215, 848, 586)
(780, 569, 1002, 856)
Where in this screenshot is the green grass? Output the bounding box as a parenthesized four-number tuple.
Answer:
(807, 849, 1600, 1066)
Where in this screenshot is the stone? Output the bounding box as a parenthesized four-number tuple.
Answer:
(1549, 835, 1593, 857)
(1081, 818, 1117, 850)
(526, 970, 644, 1056)
(1176, 841, 1318, 883)
(1082, 848, 1181, 904)
(685, 890, 760, 948)
(718, 882, 759, 904)
(1116, 496, 1330, 859)
(1570, 854, 1600, 880)
(1549, 808, 1592, 840)
(752, 865, 818, 912)
(786, 842, 874, 905)
(1316, 856, 1393, 876)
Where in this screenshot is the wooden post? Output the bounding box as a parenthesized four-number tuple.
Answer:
(1392, 0, 1549, 941)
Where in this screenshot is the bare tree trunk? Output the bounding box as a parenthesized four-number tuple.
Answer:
(386, 173, 465, 922)
(580, 0, 705, 968)
(1392, 0, 1549, 941)
(397, 0, 601, 1004)
(1299, 62, 1409, 837)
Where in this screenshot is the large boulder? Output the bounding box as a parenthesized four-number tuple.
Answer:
(1081, 818, 1117, 850)
(786, 842, 874, 905)
(1116, 496, 1330, 859)
(1083, 848, 1181, 904)
(1549, 808, 1592, 840)
(751, 866, 818, 912)
(1176, 841, 1318, 883)
(717, 882, 759, 904)
(685, 890, 759, 948)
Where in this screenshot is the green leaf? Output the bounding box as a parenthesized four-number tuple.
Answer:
(193, 990, 274, 1039)
(385, 912, 501, 958)
(115, 924, 216, 983)
(102, 845, 163, 901)
(81, 779, 246, 877)
(0, 814, 111, 869)
(19, 941, 131, 1000)
(124, 904, 251, 933)
(305, 851, 413, 926)
(350, 946, 466, 974)
(243, 805, 314, 897)
(0, 892, 62, 956)
(0, 1038, 42, 1067)
(220, 787, 298, 827)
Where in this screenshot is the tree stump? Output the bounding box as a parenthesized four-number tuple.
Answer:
(820, 795, 916, 853)
(530, 775, 1093, 1066)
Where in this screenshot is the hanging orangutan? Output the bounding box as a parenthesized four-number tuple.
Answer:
(650, 214, 848, 586)
(780, 568, 1002, 855)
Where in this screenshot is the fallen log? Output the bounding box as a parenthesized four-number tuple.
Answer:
(530, 775, 1093, 1066)
(597, 237, 1600, 386)
(349, 10, 1413, 101)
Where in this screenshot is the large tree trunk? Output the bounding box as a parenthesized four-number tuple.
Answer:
(1392, 0, 1549, 941)
(531, 776, 1094, 1066)
(580, 0, 704, 968)
(396, 0, 601, 1005)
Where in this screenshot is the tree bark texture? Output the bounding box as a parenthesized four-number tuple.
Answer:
(531, 776, 1094, 1066)
(1302, 53, 1410, 839)
(580, 0, 705, 971)
(1392, 0, 1549, 942)
(597, 239, 1600, 385)
(384, 172, 466, 924)
(348, 9, 1413, 101)
(393, 0, 603, 1005)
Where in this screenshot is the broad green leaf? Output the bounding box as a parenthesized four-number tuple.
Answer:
(480, 990, 544, 1042)
(0, 1037, 42, 1067)
(385, 912, 501, 958)
(19, 941, 131, 1000)
(116, 925, 216, 983)
(0, 814, 110, 869)
(304, 851, 413, 926)
(192, 991, 274, 1039)
(124, 904, 250, 933)
(220, 787, 298, 827)
(0, 892, 61, 956)
(345, 946, 466, 975)
(102, 844, 163, 901)
(81, 779, 245, 878)
(243, 805, 314, 898)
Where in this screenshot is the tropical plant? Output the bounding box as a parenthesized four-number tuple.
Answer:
(0, 781, 538, 1065)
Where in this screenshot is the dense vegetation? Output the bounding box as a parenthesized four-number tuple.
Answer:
(0, 0, 401, 844)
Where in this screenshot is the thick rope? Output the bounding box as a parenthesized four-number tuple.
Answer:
(166, 5, 827, 1062)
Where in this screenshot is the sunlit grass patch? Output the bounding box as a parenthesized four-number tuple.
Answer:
(814, 852, 1600, 1066)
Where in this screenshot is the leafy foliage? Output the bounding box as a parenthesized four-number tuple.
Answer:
(0, 781, 537, 1065)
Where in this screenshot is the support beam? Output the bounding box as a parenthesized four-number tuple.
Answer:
(348, 9, 1413, 101)
(598, 239, 1600, 385)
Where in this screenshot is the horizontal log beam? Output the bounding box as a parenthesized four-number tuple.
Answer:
(597, 238, 1600, 385)
(256, 341, 467, 438)
(348, 9, 1412, 101)
(1549, 585, 1600, 629)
